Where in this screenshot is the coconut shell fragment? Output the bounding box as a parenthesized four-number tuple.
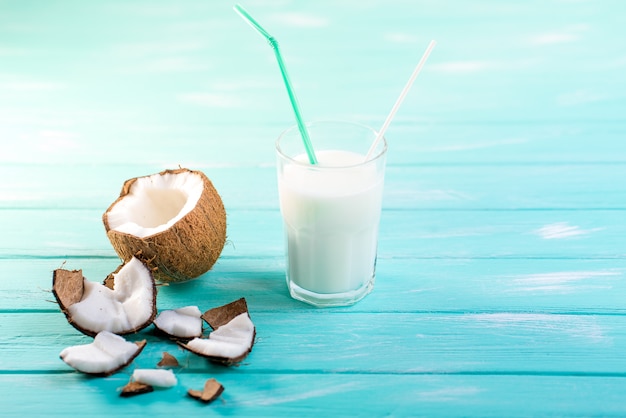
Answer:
(157, 352, 180, 368)
(60, 331, 147, 376)
(52, 268, 85, 311)
(202, 297, 249, 330)
(153, 306, 203, 340)
(103, 168, 227, 283)
(103, 263, 124, 290)
(52, 257, 157, 336)
(179, 298, 255, 365)
(187, 378, 224, 404)
(120, 381, 154, 398)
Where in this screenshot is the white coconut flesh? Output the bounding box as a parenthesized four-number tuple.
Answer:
(153, 306, 203, 339)
(184, 313, 255, 361)
(105, 171, 204, 238)
(132, 369, 178, 388)
(60, 331, 145, 375)
(66, 257, 155, 335)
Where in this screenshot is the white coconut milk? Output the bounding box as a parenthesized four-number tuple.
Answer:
(278, 150, 384, 295)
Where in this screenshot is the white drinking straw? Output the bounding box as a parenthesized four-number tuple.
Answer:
(364, 40, 437, 161)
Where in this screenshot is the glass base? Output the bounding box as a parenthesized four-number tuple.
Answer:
(287, 277, 374, 308)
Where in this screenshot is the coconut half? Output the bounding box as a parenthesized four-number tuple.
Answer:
(153, 306, 203, 339)
(52, 257, 157, 336)
(60, 331, 146, 376)
(180, 298, 255, 365)
(103, 168, 227, 283)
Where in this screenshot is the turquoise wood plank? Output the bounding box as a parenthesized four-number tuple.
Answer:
(2, 311, 625, 374)
(3, 258, 626, 315)
(1, 209, 625, 258)
(3, 162, 626, 210)
(3, 123, 626, 166)
(3, 373, 626, 418)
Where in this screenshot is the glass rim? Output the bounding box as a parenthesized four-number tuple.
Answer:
(275, 120, 388, 170)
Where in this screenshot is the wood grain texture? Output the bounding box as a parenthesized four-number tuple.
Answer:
(3, 163, 626, 210)
(4, 373, 626, 418)
(2, 209, 625, 259)
(3, 311, 625, 374)
(3, 257, 626, 314)
(1, 0, 625, 416)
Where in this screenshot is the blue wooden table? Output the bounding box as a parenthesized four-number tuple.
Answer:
(2, 1, 626, 416)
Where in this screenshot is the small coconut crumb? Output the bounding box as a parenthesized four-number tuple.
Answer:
(132, 369, 177, 388)
(187, 378, 224, 404)
(153, 306, 202, 339)
(157, 352, 180, 368)
(120, 381, 154, 397)
(59, 331, 146, 376)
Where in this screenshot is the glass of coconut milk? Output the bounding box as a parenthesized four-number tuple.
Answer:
(276, 121, 387, 307)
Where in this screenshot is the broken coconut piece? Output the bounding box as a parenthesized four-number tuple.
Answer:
(202, 297, 249, 329)
(187, 378, 224, 404)
(153, 306, 203, 339)
(132, 369, 178, 388)
(52, 257, 156, 336)
(157, 352, 180, 368)
(120, 381, 154, 397)
(180, 298, 255, 365)
(103, 168, 227, 283)
(60, 330, 146, 376)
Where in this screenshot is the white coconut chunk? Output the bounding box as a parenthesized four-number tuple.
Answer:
(60, 331, 144, 375)
(174, 305, 202, 317)
(106, 171, 204, 238)
(132, 369, 178, 388)
(153, 306, 202, 339)
(66, 257, 155, 335)
(185, 313, 254, 360)
(186, 338, 247, 360)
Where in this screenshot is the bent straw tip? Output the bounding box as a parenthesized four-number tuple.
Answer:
(363, 39, 436, 161)
(233, 3, 273, 41)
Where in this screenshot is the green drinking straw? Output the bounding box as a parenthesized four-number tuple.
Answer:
(234, 4, 318, 165)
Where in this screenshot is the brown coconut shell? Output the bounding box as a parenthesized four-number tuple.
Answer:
(187, 378, 224, 403)
(157, 352, 180, 368)
(52, 260, 157, 337)
(120, 380, 154, 397)
(202, 297, 249, 330)
(179, 298, 255, 365)
(52, 268, 85, 313)
(102, 168, 227, 283)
